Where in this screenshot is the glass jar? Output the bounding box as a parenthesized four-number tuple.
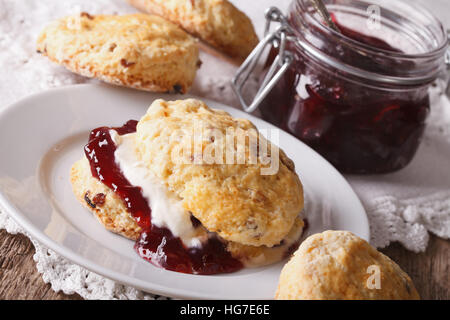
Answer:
(232, 0, 449, 174)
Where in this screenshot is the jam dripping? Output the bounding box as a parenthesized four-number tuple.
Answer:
(259, 19, 429, 174)
(84, 120, 243, 274)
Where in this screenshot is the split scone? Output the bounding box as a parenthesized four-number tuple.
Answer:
(70, 99, 305, 274)
(275, 231, 420, 300)
(37, 13, 200, 93)
(127, 0, 259, 60)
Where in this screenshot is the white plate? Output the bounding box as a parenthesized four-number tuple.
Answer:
(0, 84, 369, 299)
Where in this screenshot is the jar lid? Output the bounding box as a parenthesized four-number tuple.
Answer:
(289, 0, 449, 86)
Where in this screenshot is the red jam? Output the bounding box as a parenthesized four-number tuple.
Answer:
(259, 20, 430, 174)
(84, 121, 243, 274)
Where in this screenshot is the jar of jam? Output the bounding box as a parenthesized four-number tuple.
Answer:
(232, 0, 449, 174)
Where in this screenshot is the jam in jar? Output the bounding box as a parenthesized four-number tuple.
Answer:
(233, 0, 448, 174)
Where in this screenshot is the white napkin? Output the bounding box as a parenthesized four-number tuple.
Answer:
(0, 0, 449, 299)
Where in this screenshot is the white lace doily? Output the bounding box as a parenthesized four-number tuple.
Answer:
(0, 0, 449, 300)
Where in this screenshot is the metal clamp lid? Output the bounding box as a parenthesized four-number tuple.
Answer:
(231, 7, 293, 113)
(446, 30, 450, 96)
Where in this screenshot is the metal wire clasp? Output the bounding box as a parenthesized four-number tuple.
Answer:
(445, 29, 450, 96)
(232, 7, 294, 113)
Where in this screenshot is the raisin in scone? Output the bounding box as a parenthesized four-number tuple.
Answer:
(70, 98, 305, 273)
(37, 13, 199, 93)
(275, 231, 420, 300)
(127, 0, 259, 60)
(70, 158, 142, 240)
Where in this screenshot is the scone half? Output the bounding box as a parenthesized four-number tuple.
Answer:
(135, 99, 304, 248)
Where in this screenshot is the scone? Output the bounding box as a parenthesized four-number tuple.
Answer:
(37, 13, 200, 93)
(275, 231, 420, 300)
(135, 99, 303, 247)
(70, 99, 305, 274)
(127, 0, 259, 60)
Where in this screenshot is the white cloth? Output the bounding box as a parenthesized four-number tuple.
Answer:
(0, 0, 449, 300)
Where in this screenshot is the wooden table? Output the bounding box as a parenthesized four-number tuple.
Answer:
(0, 229, 448, 300)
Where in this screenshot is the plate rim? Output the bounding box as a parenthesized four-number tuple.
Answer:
(0, 83, 370, 299)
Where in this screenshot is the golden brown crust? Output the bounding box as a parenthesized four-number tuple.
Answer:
(70, 157, 304, 267)
(70, 158, 141, 240)
(136, 99, 304, 247)
(127, 0, 259, 60)
(37, 13, 199, 93)
(275, 231, 420, 300)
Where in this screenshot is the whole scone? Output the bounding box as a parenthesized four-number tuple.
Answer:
(37, 13, 199, 93)
(135, 99, 304, 247)
(70, 157, 304, 267)
(275, 231, 420, 300)
(127, 0, 259, 60)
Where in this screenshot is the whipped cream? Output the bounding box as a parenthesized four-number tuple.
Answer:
(110, 130, 204, 248)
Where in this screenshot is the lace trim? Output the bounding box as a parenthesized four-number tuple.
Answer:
(367, 191, 450, 252)
(32, 238, 163, 300)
